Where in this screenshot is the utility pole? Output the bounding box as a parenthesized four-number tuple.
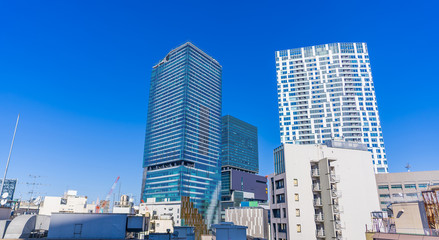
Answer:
(1, 114, 19, 195)
(25, 175, 42, 214)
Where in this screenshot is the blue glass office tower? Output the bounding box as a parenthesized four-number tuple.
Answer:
(141, 42, 222, 226)
(221, 115, 259, 173)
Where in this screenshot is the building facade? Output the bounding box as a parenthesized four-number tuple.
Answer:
(221, 115, 258, 173)
(220, 169, 267, 218)
(39, 190, 96, 216)
(220, 115, 267, 220)
(141, 42, 222, 227)
(275, 43, 387, 173)
(375, 171, 439, 212)
(269, 141, 380, 240)
(225, 207, 269, 239)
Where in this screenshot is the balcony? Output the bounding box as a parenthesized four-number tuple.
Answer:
(314, 199, 322, 207)
(333, 205, 343, 213)
(329, 174, 340, 183)
(313, 184, 321, 191)
(311, 169, 320, 177)
(331, 190, 342, 198)
(316, 229, 326, 238)
(315, 214, 324, 222)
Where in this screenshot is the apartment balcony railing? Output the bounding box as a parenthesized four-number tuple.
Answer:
(330, 174, 340, 183)
(314, 199, 322, 207)
(333, 205, 343, 213)
(331, 190, 342, 198)
(311, 169, 320, 177)
(316, 229, 326, 238)
(313, 184, 321, 191)
(315, 214, 324, 222)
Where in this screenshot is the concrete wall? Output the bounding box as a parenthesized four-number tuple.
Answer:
(392, 202, 430, 235)
(225, 207, 268, 239)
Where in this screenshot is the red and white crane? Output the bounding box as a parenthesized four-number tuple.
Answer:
(96, 176, 120, 213)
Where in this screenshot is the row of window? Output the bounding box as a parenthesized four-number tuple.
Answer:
(378, 183, 428, 190)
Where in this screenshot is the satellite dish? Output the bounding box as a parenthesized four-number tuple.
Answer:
(1, 192, 8, 199)
(0, 199, 7, 205)
(33, 196, 42, 205)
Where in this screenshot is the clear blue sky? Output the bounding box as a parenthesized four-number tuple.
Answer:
(1, 0, 438, 203)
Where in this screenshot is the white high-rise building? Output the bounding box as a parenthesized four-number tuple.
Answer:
(275, 42, 387, 173)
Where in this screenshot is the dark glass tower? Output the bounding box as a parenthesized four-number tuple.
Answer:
(221, 115, 259, 173)
(220, 115, 264, 221)
(142, 42, 222, 226)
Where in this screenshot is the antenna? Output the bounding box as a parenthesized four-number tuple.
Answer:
(1, 114, 20, 196)
(25, 175, 42, 214)
(405, 163, 411, 172)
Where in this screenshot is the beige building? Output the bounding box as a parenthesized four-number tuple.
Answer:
(225, 207, 269, 239)
(39, 190, 95, 215)
(391, 201, 430, 235)
(375, 171, 439, 211)
(269, 141, 380, 240)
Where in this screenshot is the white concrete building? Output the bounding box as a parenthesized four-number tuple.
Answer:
(269, 141, 380, 240)
(39, 190, 95, 216)
(275, 43, 387, 173)
(225, 207, 269, 239)
(139, 198, 181, 226)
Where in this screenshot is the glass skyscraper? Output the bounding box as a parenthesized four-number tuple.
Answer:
(142, 42, 222, 226)
(275, 43, 388, 173)
(221, 115, 259, 174)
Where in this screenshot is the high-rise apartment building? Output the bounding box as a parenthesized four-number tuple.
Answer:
(275, 43, 388, 173)
(269, 141, 380, 240)
(221, 115, 259, 173)
(141, 42, 222, 226)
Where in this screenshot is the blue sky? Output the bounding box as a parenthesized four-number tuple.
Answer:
(1, 0, 438, 203)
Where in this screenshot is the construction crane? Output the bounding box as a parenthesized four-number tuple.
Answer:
(96, 176, 120, 213)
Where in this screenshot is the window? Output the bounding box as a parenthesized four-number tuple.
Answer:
(404, 184, 416, 189)
(391, 184, 402, 189)
(296, 224, 301, 233)
(272, 209, 281, 218)
(293, 179, 298, 186)
(378, 185, 389, 190)
(276, 179, 285, 189)
(295, 209, 300, 217)
(418, 183, 428, 188)
(294, 193, 299, 201)
(276, 194, 285, 203)
(380, 194, 390, 198)
(283, 208, 287, 218)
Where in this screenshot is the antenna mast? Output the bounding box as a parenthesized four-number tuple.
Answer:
(1, 114, 19, 195)
(405, 163, 411, 172)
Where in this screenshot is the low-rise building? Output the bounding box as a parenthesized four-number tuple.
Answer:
(211, 222, 247, 240)
(113, 195, 135, 214)
(39, 190, 95, 216)
(225, 206, 269, 239)
(269, 141, 380, 240)
(139, 198, 181, 226)
(375, 171, 439, 212)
